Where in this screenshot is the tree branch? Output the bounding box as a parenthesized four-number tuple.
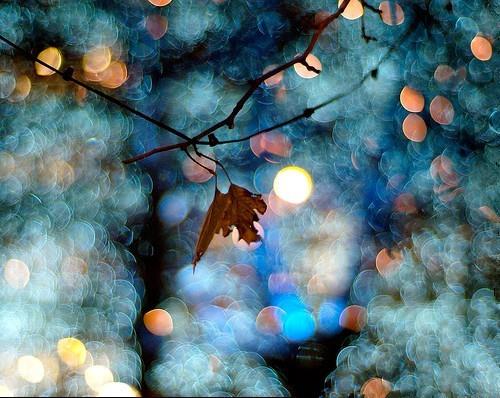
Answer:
(0, 33, 191, 143)
(188, 0, 353, 141)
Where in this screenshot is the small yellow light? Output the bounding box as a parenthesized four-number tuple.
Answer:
(17, 356, 45, 384)
(35, 47, 62, 76)
(98, 382, 141, 397)
(273, 166, 313, 204)
(57, 337, 87, 368)
(85, 365, 114, 392)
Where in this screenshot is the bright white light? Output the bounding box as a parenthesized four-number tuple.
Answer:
(273, 166, 313, 204)
(17, 356, 44, 383)
(98, 382, 141, 397)
(85, 365, 114, 392)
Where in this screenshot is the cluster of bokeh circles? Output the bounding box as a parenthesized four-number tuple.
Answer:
(1, 0, 498, 396)
(0, 0, 151, 396)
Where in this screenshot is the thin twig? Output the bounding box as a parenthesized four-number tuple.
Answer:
(182, 148, 216, 176)
(197, 13, 416, 147)
(0, 33, 191, 143)
(123, 0, 353, 163)
(122, 142, 189, 164)
(194, 148, 233, 184)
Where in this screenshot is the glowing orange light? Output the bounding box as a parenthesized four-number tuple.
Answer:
(361, 378, 392, 398)
(379, 1, 404, 25)
(35, 47, 62, 76)
(430, 95, 454, 125)
(8, 74, 31, 102)
(339, 0, 364, 20)
(146, 14, 169, 40)
(99, 61, 128, 89)
(470, 35, 493, 61)
(148, 0, 172, 6)
(339, 305, 366, 332)
(399, 86, 424, 113)
(402, 113, 427, 142)
(294, 54, 322, 79)
(83, 46, 112, 74)
(143, 309, 174, 336)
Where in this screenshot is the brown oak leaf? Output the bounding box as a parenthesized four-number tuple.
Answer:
(192, 184, 267, 270)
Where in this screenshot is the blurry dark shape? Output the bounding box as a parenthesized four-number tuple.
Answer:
(193, 184, 267, 268)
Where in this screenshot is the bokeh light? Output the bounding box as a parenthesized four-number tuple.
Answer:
(57, 338, 87, 368)
(429, 95, 454, 125)
(339, 0, 364, 20)
(143, 309, 174, 336)
(2, 1, 498, 397)
(400, 86, 424, 112)
(3, 258, 30, 289)
(35, 47, 62, 76)
(17, 356, 44, 384)
(273, 166, 313, 204)
(85, 365, 114, 392)
(361, 378, 391, 398)
(83, 46, 112, 74)
(98, 382, 141, 397)
(402, 113, 427, 142)
(148, 0, 173, 6)
(145, 15, 168, 40)
(283, 310, 316, 342)
(256, 306, 285, 335)
(339, 305, 366, 332)
(379, 1, 404, 25)
(470, 35, 493, 61)
(293, 54, 322, 79)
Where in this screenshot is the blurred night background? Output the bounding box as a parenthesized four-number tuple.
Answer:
(0, 0, 498, 397)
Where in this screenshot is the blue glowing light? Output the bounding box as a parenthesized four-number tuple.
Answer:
(283, 310, 316, 342)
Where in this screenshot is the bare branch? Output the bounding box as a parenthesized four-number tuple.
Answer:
(0, 33, 191, 143)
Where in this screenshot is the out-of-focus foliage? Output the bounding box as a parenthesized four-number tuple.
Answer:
(1, 0, 498, 397)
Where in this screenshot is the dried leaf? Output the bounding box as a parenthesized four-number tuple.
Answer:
(193, 184, 267, 270)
